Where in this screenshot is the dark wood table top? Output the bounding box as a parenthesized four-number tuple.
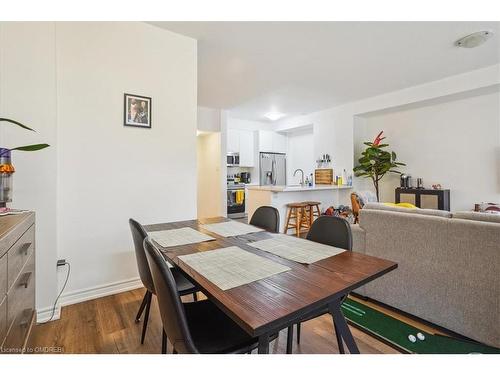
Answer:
(145, 217, 397, 337)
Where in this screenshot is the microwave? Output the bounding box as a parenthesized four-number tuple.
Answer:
(227, 152, 239, 166)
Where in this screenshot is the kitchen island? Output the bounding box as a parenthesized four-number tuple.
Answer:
(246, 184, 352, 233)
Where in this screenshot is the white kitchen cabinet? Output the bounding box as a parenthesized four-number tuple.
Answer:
(227, 129, 240, 153)
(258, 130, 274, 152)
(273, 132, 287, 153)
(258, 130, 287, 153)
(238, 129, 254, 167)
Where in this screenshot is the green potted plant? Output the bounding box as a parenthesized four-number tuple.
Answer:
(353, 131, 405, 202)
(0, 118, 50, 208)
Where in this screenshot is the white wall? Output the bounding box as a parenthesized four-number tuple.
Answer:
(355, 91, 500, 210)
(55, 22, 197, 303)
(0, 22, 58, 315)
(0, 22, 198, 318)
(286, 127, 314, 185)
(197, 106, 221, 132)
(197, 132, 222, 218)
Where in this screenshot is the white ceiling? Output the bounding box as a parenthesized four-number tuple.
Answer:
(150, 22, 500, 122)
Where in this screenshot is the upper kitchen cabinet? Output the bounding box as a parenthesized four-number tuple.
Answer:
(227, 129, 240, 153)
(258, 130, 273, 152)
(238, 129, 255, 167)
(258, 130, 287, 153)
(226, 128, 255, 167)
(273, 132, 287, 153)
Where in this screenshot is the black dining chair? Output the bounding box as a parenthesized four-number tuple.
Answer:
(143, 236, 266, 354)
(249, 206, 280, 233)
(287, 215, 352, 354)
(129, 218, 198, 351)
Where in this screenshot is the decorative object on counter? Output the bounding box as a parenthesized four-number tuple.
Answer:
(395, 187, 450, 211)
(124, 93, 151, 128)
(316, 154, 332, 168)
(400, 174, 412, 188)
(416, 177, 424, 189)
(432, 184, 442, 190)
(314, 168, 333, 185)
(475, 202, 500, 213)
(354, 131, 405, 201)
(240, 172, 251, 183)
(0, 118, 50, 208)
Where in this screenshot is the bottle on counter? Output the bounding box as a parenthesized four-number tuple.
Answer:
(342, 169, 347, 186)
(347, 173, 353, 186)
(309, 173, 313, 186)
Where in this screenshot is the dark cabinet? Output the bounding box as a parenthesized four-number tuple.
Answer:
(395, 188, 450, 211)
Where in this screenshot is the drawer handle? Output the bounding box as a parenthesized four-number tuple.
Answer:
(19, 272, 32, 288)
(19, 243, 31, 256)
(19, 309, 32, 329)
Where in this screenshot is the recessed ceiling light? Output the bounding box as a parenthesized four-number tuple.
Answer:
(264, 112, 285, 121)
(455, 31, 493, 48)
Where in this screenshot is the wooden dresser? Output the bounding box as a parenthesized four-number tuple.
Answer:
(0, 212, 35, 353)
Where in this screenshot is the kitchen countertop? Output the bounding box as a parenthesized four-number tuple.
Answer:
(246, 184, 353, 192)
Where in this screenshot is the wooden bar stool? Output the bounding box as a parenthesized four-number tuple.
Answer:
(302, 201, 321, 227)
(284, 202, 310, 236)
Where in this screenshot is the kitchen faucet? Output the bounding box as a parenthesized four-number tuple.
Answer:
(293, 168, 305, 186)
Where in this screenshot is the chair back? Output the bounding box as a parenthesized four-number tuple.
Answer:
(129, 218, 155, 293)
(143, 237, 198, 354)
(249, 206, 280, 233)
(306, 215, 352, 250)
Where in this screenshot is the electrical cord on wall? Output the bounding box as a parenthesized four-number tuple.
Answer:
(39, 261, 71, 324)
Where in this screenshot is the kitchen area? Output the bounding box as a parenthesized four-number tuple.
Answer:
(224, 117, 353, 233)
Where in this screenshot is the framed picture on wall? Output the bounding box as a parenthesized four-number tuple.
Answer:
(124, 93, 152, 128)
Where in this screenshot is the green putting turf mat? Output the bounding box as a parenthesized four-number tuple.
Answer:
(341, 297, 500, 354)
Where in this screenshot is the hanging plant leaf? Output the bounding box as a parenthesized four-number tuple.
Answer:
(10, 143, 50, 152)
(0, 118, 35, 132)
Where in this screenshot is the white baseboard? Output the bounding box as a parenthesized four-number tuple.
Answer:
(36, 277, 143, 323)
(36, 305, 62, 323)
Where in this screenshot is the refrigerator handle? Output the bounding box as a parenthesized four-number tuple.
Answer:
(272, 159, 276, 185)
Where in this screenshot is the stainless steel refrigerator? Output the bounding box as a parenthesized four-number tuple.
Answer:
(259, 152, 286, 186)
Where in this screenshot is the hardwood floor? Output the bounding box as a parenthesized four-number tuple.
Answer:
(27, 288, 399, 354)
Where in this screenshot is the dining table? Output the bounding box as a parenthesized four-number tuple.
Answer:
(145, 217, 397, 354)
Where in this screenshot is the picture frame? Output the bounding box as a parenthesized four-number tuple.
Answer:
(124, 93, 152, 128)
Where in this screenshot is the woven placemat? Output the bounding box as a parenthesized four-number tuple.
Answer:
(201, 221, 264, 237)
(178, 246, 290, 290)
(148, 227, 215, 248)
(248, 234, 345, 264)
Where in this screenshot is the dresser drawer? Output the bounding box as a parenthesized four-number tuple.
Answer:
(6, 252, 35, 350)
(0, 296, 6, 348)
(0, 253, 6, 299)
(7, 225, 35, 291)
(3, 307, 33, 351)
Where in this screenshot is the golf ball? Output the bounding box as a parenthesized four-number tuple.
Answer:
(408, 334, 417, 343)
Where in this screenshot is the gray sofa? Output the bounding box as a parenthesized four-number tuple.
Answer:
(351, 202, 500, 348)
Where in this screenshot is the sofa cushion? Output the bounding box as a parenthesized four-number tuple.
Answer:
(453, 211, 500, 224)
(363, 202, 452, 218)
(447, 218, 500, 347)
